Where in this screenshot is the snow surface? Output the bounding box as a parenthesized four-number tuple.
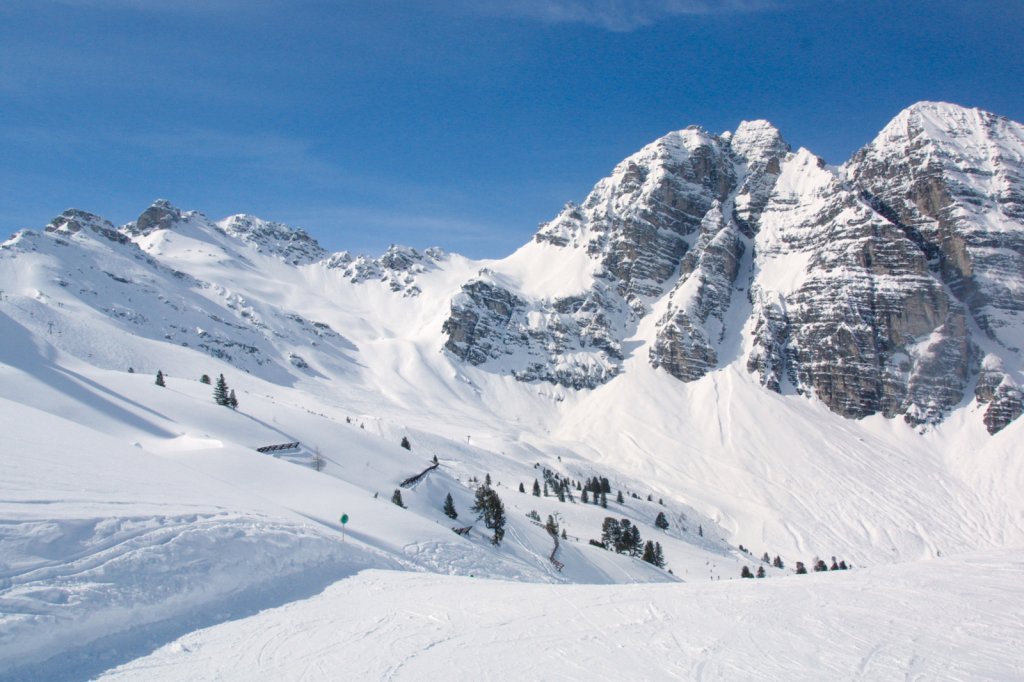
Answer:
(100, 550, 1024, 681)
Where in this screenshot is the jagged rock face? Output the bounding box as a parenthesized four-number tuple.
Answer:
(446, 122, 790, 390)
(325, 245, 445, 296)
(847, 102, 1024, 431)
(127, 199, 183, 237)
(442, 277, 623, 389)
(536, 127, 737, 306)
(748, 150, 976, 424)
(650, 203, 745, 380)
(46, 209, 131, 245)
(219, 214, 327, 265)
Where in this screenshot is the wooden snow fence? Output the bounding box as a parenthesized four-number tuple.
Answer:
(400, 461, 440, 488)
(256, 442, 301, 454)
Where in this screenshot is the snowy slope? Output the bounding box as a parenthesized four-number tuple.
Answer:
(102, 550, 1024, 681)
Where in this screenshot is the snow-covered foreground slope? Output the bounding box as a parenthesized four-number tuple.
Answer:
(101, 550, 1024, 681)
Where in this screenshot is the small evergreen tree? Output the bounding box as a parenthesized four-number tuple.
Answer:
(400, 436, 411, 450)
(581, 489, 589, 504)
(200, 374, 211, 385)
(654, 541, 665, 568)
(762, 552, 771, 563)
(773, 555, 784, 569)
(155, 370, 165, 387)
(616, 490, 624, 504)
(557, 485, 565, 503)
(532, 479, 541, 497)
(642, 540, 657, 565)
(838, 560, 848, 570)
(600, 491, 607, 508)
(741, 566, 753, 578)
(443, 492, 457, 519)
(213, 374, 229, 406)
(485, 473, 491, 486)
(654, 512, 669, 530)
(228, 389, 238, 409)
(795, 561, 807, 575)
(471, 486, 505, 546)
(518, 482, 525, 493)
(432, 454, 438, 464)
(814, 559, 828, 572)
(543, 482, 549, 496)
(756, 565, 766, 578)
(391, 489, 405, 508)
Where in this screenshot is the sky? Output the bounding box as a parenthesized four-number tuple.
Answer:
(1, 0, 1022, 258)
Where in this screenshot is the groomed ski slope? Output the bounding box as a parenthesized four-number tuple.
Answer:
(101, 550, 1024, 681)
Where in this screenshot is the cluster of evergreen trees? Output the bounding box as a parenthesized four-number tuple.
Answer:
(591, 517, 665, 568)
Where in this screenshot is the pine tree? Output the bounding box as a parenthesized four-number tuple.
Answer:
(600, 517, 621, 550)
(795, 561, 807, 575)
(654, 542, 665, 568)
(581, 489, 589, 503)
(400, 436, 411, 450)
(543, 482, 549, 496)
(213, 374, 229, 406)
(200, 374, 211, 385)
(557, 485, 565, 503)
(628, 524, 643, 557)
(518, 482, 525, 493)
(391, 489, 405, 508)
(762, 552, 771, 564)
(814, 559, 828, 572)
(485, 473, 491, 486)
(773, 555, 784, 569)
(654, 512, 669, 530)
(471, 486, 505, 545)
(600, 491, 607, 508)
(601, 478, 611, 494)
(642, 540, 657, 564)
(532, 479, 541, 496)
(741, 566, 753, 578)
(432, 454, 438, 464)
(616, 490, 624, 504)
(443, 492, 457, 519)
(155, 370, 165, 387)
(228, 389, 238, 409)
(756, 566, 766, 578)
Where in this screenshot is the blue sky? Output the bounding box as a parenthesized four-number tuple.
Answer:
(2, 1, 1022, 258)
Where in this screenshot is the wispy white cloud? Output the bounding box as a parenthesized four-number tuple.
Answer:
(464, 0, 779, 31)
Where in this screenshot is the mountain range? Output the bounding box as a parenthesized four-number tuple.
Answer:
(2, 101, 1023, 678)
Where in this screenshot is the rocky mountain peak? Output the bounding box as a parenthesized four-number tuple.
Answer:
(218, 214, 327, 265)
(45, 208, 131, 245)
(730, 119, 790, 164)
(126, 199, 186, 237)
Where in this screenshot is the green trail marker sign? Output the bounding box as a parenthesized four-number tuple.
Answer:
(340, 514, 349, 525)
